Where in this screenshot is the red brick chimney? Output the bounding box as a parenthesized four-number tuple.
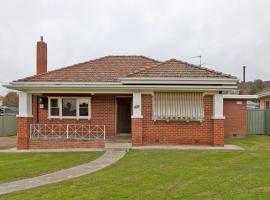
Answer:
(36, 36, 47, 75)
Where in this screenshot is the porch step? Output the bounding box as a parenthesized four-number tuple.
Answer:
(105, 142, 132, 150)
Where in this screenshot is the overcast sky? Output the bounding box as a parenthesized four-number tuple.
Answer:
(0, 0, 269, 95)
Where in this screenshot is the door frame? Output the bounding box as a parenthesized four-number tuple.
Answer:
(115, 96, 132, 135)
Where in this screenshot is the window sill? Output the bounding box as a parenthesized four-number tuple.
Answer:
(49, 116, 91, 120)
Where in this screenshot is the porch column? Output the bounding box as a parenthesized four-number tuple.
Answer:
(131, 92, 143, 146)
(212, 94, 225, 146)
(17, 92, 33, 149)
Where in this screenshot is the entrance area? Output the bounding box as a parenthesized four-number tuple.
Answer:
(117, 97, 132, 134)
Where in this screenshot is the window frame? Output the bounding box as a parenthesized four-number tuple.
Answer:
(265, 100, 270, 110)
(48, 97, 91, 120)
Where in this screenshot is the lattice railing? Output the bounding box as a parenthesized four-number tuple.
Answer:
(30, 124, 106, 140)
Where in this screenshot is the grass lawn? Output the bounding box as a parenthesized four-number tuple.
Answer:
(0, 151, 103, 183)
(1, 135, 270, 200)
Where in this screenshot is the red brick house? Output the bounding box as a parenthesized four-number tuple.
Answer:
(5, 38, 254, 149)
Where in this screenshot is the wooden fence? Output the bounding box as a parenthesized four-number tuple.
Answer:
(247, 109, 270, 135)
(0, 116, 17, 137)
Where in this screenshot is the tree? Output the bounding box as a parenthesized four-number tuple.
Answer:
(2, 92, 18, 107)
(248, 79, 265, 94)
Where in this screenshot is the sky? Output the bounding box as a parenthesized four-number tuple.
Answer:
(0, 0, 269, 95)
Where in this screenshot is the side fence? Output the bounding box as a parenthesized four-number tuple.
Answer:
(247, 109, 270, 135)
(0, 116, 17, 137)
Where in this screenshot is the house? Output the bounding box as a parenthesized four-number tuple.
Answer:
(0, 106, 18, 116)
(0, 95, 3, 106)
(5, 38, 254, 149)
(257, 88, 270, 109)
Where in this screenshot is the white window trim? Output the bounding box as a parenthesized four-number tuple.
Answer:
(265, 100, 270, 110)
(48, 97, 91, 120)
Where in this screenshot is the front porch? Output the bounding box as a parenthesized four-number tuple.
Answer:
(29, 123, 131, 149)
(17, 91, 142, 149)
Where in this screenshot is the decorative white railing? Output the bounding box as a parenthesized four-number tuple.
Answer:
(30, 124, 106, 140)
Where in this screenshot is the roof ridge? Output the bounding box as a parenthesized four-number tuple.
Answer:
(15, 55, 161, 82)
(127, 58, 236, 79)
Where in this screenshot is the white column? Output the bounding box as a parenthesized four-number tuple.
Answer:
(212, 94, 225, 119)
(18, 92, 33, 117)
(132, 92, 143, 118)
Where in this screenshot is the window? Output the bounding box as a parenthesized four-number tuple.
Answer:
(79, 99, 89, 116)
(266, 101, 270, 109)
(62, 98, 76, 116)
(153, 92, 204, 121)
(50, 98, 60, 116)
(49, 97, 91, 119)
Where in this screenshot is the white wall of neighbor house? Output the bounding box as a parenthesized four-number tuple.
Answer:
(132, 92, 143, 118)
(212, 94, 224, 119)
(18, 92, 32, 117)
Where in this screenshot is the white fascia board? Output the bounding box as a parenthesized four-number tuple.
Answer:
(119, 77, 238, 85)
(223, 95, 258, 99)
(4, 83, 237, 93)
(257, 92, 270, 98)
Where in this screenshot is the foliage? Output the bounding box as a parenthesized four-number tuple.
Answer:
(2, 92, 18, 107)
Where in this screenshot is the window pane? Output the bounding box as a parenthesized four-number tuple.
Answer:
(50, 108, 59, 116)
(266, 101, 270, 109)
(62, 99, 76, 116)
(79, 99, 89, 116)
(79, 108, 88, 116)
(50, 99, 58, 107)
(50, 99, 59, 116)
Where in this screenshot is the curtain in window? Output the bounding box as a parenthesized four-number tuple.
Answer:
(153, 92, 204, 121)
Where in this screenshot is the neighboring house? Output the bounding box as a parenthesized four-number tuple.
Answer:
(0, 96, 3, 106)
(257, 88, 270, 109)
(0, 106, 18, 116)
(5, 38, 256, 149)
(247, 100, 260, 110)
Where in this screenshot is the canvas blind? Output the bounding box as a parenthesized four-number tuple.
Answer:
(153, 92, 204, 121)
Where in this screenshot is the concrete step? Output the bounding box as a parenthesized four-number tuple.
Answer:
(105, 142, 132, 149)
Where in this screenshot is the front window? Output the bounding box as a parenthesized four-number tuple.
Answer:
(49, 97, 91, 119)
(50, 99, 60, 116)
(62, 98, 76, 116)
(79, 99, 89, 116)
(153, 92, 204, 121)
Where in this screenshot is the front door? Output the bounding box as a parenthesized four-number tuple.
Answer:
(117, 98, 132, 134)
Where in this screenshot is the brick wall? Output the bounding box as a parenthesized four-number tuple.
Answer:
(224, 99, 247, 137)
(131, 118, 143, 146)
(140, 95, 216, 145)
(17, 117, 33, 149)
(30, 140, 104, 149)
(37, 94, 117, 136)
(212, 119, 225, 146)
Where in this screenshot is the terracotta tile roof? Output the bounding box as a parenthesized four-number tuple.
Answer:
(15, 56, 236, 83)
(16, 56, 161, 82)
(127, 59, 236, 79)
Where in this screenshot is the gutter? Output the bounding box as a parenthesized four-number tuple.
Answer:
(223, 94, 258, 99)
(4, 82, 237, 93)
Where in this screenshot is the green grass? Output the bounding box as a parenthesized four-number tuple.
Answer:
(0, 151, 103, 183)
(1, 135, 270, 200)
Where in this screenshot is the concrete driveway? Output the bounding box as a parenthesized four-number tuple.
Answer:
(0, 136, 17, 149)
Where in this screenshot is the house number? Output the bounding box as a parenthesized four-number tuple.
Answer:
(134, 105, 140, 109)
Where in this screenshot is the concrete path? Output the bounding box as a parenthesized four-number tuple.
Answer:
(0, 150, 126, 196)
(133, 144, 243, 150)
(0, 136, 16, 150)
